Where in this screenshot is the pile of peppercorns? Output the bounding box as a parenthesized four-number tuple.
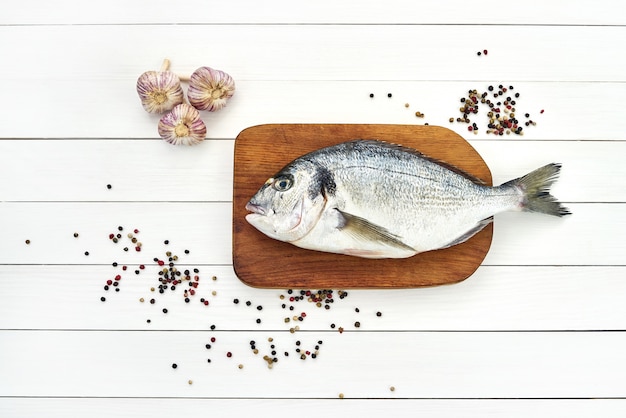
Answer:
(450, 85, 541, 136)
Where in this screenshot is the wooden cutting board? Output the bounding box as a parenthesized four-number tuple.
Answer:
(232, 124, 493, 289)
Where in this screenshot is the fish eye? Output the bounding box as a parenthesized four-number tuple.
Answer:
(273, 175, 293, 192)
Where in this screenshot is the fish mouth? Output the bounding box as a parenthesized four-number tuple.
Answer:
(245, 202, 266, 216)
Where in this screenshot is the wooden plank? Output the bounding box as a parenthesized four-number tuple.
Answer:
(0, 139, 623, 202)
(2, 0, 623, 25)
(1, 80, 624, 140)
(1, 398, 625, 418)
(0, 202, 622, 266)
(1, 330, 624, 398)
(1, 26, 625, 82)
(0, 265, 625, 331)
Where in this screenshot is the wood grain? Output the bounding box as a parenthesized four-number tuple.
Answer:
(232, 124, 493, 289)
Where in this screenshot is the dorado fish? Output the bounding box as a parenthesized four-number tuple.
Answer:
(245, 139, 570, 259)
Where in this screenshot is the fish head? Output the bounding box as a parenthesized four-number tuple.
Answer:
(245, 160, 328, 243)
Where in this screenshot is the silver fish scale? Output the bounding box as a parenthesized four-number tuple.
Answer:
(308, 140, 511, 251)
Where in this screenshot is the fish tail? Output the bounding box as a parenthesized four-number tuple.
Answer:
(503, 163, 571, 217)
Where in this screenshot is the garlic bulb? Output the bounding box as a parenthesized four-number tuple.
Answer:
(136, 61, 184, 114)
(158, 104, 207, 146)
(188, 66, 235, 112)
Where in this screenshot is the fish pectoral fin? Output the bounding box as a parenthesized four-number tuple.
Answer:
(441, 216, 493, 249)
(336, 210, 415, 252)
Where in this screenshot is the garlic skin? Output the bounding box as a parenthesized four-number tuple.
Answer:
(188, 67, 235, 112)
(158, 104, 207, 146)
(136, 70, 184, 114)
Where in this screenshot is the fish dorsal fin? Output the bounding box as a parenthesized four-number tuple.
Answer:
(349, 139, 487, 186)
(336, 209, 415, 252)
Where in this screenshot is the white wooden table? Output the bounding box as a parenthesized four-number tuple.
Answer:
(1, 1, 625, 416)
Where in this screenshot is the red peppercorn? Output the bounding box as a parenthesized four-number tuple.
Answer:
(540, 109, 545, 114)
(106, 280, 113, 285)
(226, 352, 232, 358)
(134, 229, 139, 233)
(122, 266, 127, 271)
(139, 265, 145, 270)
(157, 260, 165, 266)
(483, 49, 488, 55)
(211, 337, 216, 342)
(468, 126, 473, 131)
(203, 300, 209, 306)
(135, 246, 141, 252)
